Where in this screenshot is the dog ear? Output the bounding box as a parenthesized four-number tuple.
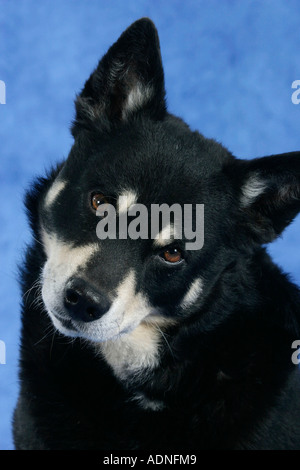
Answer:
(72, 18, 166, 136)
(234, 152, 300, 243)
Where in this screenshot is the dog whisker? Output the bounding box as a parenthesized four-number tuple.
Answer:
(33, 323, 55, 347)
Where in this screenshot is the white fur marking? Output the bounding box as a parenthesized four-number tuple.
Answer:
(153, 224, 176, 247)
(123, 83, 153, 118)
(118, 190, 138, 214)
(132, 393, 165, 411)
(181, 278, 203, 308)
(100, 321, 161, 381)
(41, 230, 98, 323)
(44, 180, 66, 207)
(241, 175, 266, 207)
(97, 271, 161, 380)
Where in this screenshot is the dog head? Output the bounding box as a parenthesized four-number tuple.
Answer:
(37, 19, 300, 346)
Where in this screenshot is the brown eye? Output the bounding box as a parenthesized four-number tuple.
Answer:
(162, 248, 183, 264)
(91, 193, 108, 211)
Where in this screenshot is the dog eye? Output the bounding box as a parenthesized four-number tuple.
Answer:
(91, 193, 108, 211)
(161, 248, 183, 264)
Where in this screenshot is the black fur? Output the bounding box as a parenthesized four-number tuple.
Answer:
(13, 18, 300, 450)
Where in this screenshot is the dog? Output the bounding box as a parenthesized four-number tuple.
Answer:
(13, 18, 300, 450)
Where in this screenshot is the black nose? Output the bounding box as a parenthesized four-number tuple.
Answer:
(64, 278, 111, 323)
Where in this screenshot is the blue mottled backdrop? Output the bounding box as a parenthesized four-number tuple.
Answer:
(0, 0, 300, 450)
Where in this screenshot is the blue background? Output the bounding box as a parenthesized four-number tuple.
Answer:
(1, 0, 300, 450)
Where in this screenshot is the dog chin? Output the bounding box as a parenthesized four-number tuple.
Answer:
(49, 310, 134, 343)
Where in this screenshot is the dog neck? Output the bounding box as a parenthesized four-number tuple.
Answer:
(98, 321, 163, 382)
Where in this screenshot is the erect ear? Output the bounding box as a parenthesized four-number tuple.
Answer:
(233, 152, 300, 243)
(71, 18, 166, 136)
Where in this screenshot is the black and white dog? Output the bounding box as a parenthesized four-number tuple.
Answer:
(13, 18, 300, 450)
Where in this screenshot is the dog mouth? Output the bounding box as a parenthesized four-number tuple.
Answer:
(54, 313, 74, 331)
(49, 308, 138, 342)
(49, 303, 166, 343)
(49, 311, 79, 337)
